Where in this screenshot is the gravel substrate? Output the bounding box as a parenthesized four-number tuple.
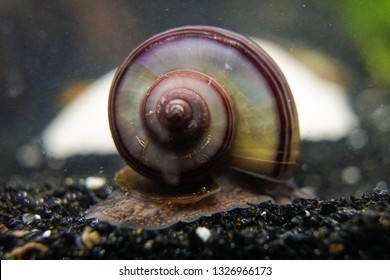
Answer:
(1, 174, 389, 260)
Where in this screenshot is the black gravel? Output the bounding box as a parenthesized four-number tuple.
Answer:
(1, 173, 389, 259)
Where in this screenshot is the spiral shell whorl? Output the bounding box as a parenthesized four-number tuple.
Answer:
(143, 70, 215, 149)
(110, 67, 236, 184)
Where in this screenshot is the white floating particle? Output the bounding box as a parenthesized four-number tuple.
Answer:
(16, 144, 43, 168)
(347, 128, 368, 150)
(372, 105, 390, 132)
(341, 166, 361, 185)
(224, 63, 233, 71)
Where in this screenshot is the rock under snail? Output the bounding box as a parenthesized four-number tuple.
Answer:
(86, 26, 303, 229)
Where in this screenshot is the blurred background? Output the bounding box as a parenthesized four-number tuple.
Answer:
(0, 0, 389, 198)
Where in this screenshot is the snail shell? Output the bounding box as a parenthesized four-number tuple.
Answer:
(86, 26, 301, 229)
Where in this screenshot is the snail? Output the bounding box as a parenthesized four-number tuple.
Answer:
(86, 26, 303, 229)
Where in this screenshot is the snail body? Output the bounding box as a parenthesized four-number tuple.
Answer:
(86, 26, 301, 229)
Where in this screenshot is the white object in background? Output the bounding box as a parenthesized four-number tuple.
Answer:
(42, 69, 116, 158)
